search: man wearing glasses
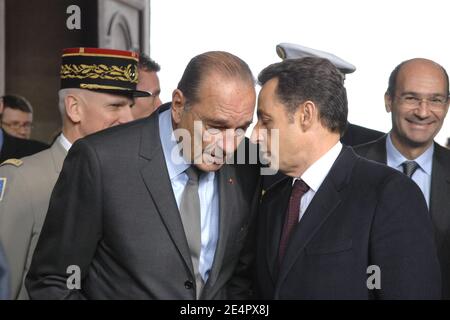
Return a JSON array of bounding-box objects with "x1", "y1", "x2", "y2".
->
[
  {"x1": 355, "y1": 58, "x2": 450, "y2": 299},
  {"x1": 0, "y1": 96, "x2": 48, "y2": 163},
  {"x1": 1, "y1": 95, "x2": 34, "y2": 139}
]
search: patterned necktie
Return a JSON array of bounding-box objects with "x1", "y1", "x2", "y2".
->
[
  {"x1": 278, "y1": 179, "x2": 310, "y2": 264},
  {"x1": 179, "y1": 166, "x2": 203, "y2": 299},
  {"x1": 402, "y1": 160, "x2": 419, "y2": 178}
]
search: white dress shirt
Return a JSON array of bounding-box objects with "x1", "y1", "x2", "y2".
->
[{"x1": 294, "y1": 142, "x2": 343, "y2": 221}]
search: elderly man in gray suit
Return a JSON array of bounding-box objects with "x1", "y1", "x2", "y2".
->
[
  {"x1": 26, "y1": 51, "x2": 260, "y2": 300},
  {"x1": 354, "y1": 58, "x2": 450, "y2": 299},
  {"x1": 0, "y1": 47, "x2": 148, "y2": 299}
]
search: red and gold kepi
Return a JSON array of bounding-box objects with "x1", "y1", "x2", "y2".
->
[{"x1": 60, "y1": 47, "x2": 150, "y2": 97}]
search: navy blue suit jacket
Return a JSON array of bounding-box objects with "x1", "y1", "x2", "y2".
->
[{"x1": 256, "y1": 147, "x2": 441, "y2": 299}]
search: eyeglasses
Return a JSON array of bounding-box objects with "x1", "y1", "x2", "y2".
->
[
  {"x1": 396, "y1": 94, "x2": 449, "y2": 109},
  {"x1": 1, "y1": 121, "x2": 33, "y2": 130}
]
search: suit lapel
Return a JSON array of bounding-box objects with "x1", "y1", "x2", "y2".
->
[
  {"x1": 430, "y1": 144, "x2": 450, "y2": 230},
  {"x1": 139, "y1": 112, "x2": 194, "y2": 276},
  {"x1": 277, "y1": 147, "x2": 356, "y2": 285}
]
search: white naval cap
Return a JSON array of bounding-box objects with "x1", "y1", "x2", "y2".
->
[{"x1": 276, "y1": 42, "x2": 356, "y2": 74}]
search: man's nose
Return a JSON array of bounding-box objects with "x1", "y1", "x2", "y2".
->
[{"x1": 414, "y1": 101, "x2": 431, "y2": 119}]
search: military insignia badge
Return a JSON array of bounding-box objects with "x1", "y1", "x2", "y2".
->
[
  {"x1": 1, "y1": 158, "x2": 23, "y2": 167},
  {"x1": 0, "y1": 177, "x2": 6, "y2": 202}
]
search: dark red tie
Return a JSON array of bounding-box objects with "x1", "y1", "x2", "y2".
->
[{"x1": 278, "y1": 179, "x2": 310, "y2": 264}]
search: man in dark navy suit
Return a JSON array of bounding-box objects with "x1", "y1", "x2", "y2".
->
[{"x1": 251, "y1": 57, "x2": 441, "y2": 299}]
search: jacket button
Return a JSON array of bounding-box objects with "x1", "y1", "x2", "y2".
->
[{"x1": 184, "y1": 280, "x2": 194, "y2": 290}]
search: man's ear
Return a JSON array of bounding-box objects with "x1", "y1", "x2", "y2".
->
[
  {"x1": 385, "y1": 94, "x2": 393, "y2": 113},
  {"x1": 298, "y1": 100, "x2": 316, "y2": 131},
  {"x1": 171, "y1": 89, "x2": 186, "y2": 124},
  {"x1": 0, "y1": 97, "x2": 4, "y2": 115},
  {"x1": 65, "y1": 93, "x2": 82, "y2": 123}
]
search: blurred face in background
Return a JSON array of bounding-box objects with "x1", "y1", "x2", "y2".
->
[
  {"x1": 1, "y1": 106, "x2": 33, "y2": 139},
  {"x1": 131, "y1": 70, "x2": 162, "y2": 119}
]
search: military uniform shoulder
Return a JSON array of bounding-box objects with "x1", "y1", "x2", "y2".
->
[
  {"x1": 0, "y1": 147, "x2": 53, "y2": 172},
  {"x1": 0, "y1": 158, "x2": 23, "y2": 167}
]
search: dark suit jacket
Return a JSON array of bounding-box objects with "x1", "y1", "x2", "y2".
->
[
  {"x1": 25, "y1": 109, "x2": 261, "y2": 300},
  {"x1": 0, "y1": 244, "x2": 9, "y2": 300},
  {"x1": 256, "y1": 146, "x2": 441, "y2": 299},
  {"x1": 262, "y1": 123, "x2": 384, "y2": 190},
  {"x1": 0, "y1": 129, "x2": 49, "y2": 163},
  {"x1": 354, "y1": 135, "x2": 450, "y2": 299}
]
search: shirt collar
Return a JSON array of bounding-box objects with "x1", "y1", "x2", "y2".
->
[
  {"x1": 296, "y1": 141, "x2": 343, "y2": 192},
  {"x1": 386, "y1": 133, "x2": 433, "y2": 175},
  {"x1": 58, "y1": 133, "x2": 72, "y2": 152},
  {"x1": 159, "y1": 108, "x2": 190, "y2": 180}
]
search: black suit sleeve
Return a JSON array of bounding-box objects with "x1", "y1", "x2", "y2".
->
[
  {"x1": 371, "y1": 173, "x2": 441, "y2": 299},
  {"x1": 26, "y1": 139, "x2": 103, "y2": 300}
]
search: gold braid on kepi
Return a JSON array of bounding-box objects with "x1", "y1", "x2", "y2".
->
[{"x1": 60, "y1": 47, "x2": 150, "y2": 98}]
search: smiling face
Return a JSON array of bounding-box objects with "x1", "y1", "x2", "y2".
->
[
  {"x1": 386, "y1": 59, "x2": 449, "y2": 152},
  {"x1": 172, "y1": 72, "x2": 256, "y2": 172}
]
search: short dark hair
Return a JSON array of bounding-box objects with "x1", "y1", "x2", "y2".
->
[
  {"x1": 177, "y1": 51, "x2": 255, "y2": 107},
  {"x1": 2, "y1": 94, "x2": 33, "y2": 113},
  {"x1": 386, "y1": 58, "x2": 450, "y2": 97},
  {"x1": 138, "y1": 52, "x2": 160, "y2": 72},
  {"x1": 258, "y1": 57, "x2": 348, "y2": 135}
]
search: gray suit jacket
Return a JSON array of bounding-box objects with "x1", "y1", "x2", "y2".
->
[
  {"x1": 0, "y1": 141, "x2": 67, "y2": 299},
  {"x1": 26, "y1": 110, "x2": 261, "y2": 299},
  {"x1": 354, "y1": 135, "x2": 450, "y2": 299}
]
